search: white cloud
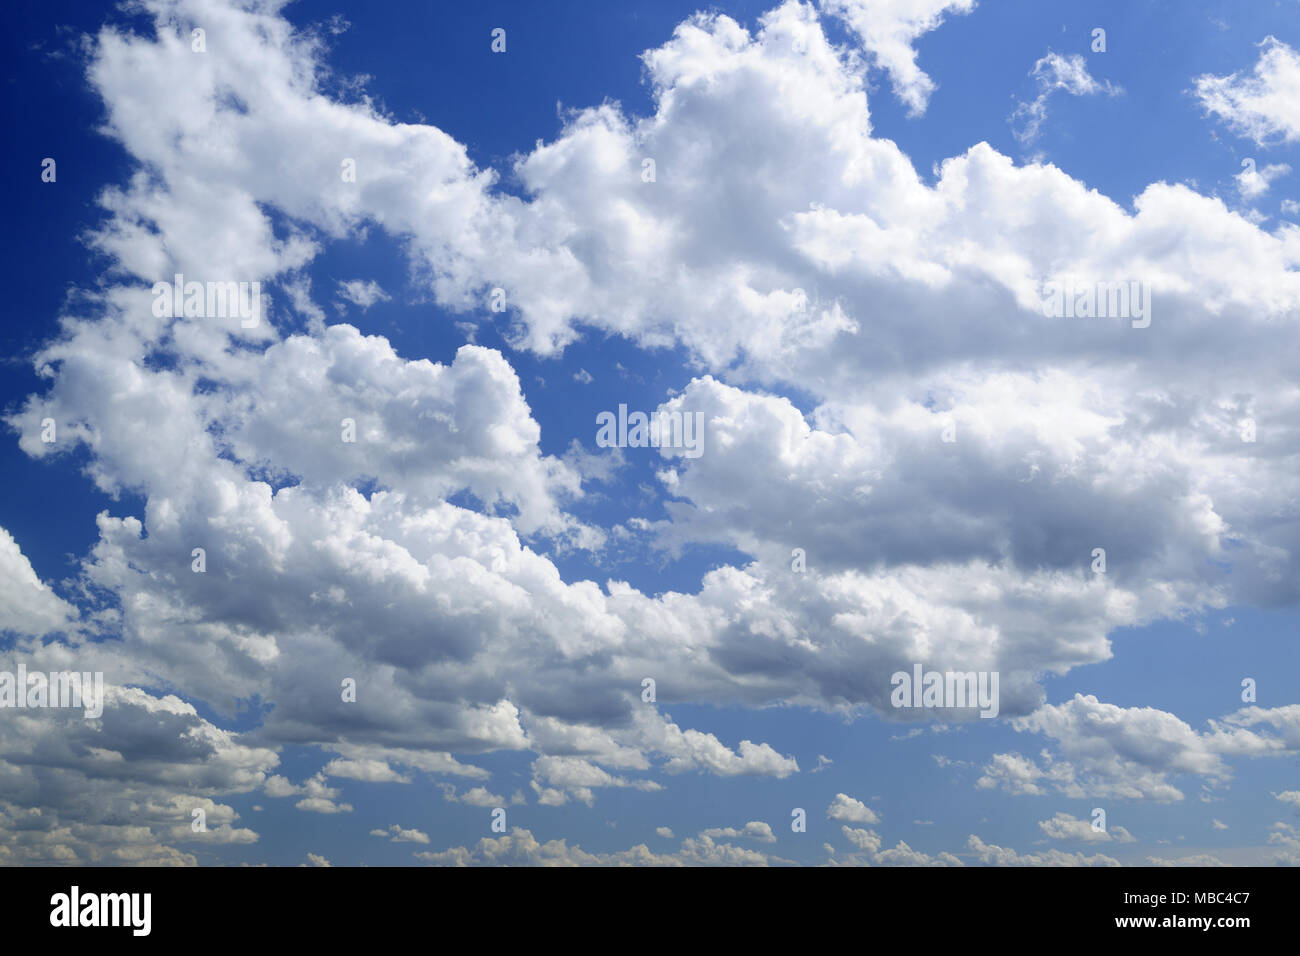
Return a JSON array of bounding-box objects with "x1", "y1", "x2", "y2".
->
[
  {"x1": 7, "y1": 0, "x2": 1300, "y2": 865},
  {"x1": 821, "y1": 0, "x2": 976, "y2": 115},
  {"x1": 1236, "y1": 161, "x2": 1290, "y2": 200},
  {"x1": 0, "y1": 678, "x2": 274, "y2": 865},
  {"x1": 322, "y1": 759, "x2": 411, "y2": 784},
  {"x1": 0, "y1": 527, "x2": 77, "y2": 636},
  {"x1": 440, "y1": 785, "x2": 506, "y2": 808},
  {"x1": 371, "y1": 824, "x2": 430, "y2": 844},
  {"x1": 414, "y1": 827, "x2": 786, "y2": 866},
  {"x1": 529, "y1": 756, "x2": 662, "y2": 807},
  {"x1": 336, "y1": 279, "x2": 391, "y2": 311},
  {"x1": 829, "y1": 825, "x2": 962, "y2": 866},
  {"x1": 1275, "y1": 791, "x2": 1300, "y2": 811},
  {"x1": 980, "y1": 697, "x2": 1300, "y2": 802},
  {"x1": 1195, "y1": 37, "x2": 1300, "y2": 145},
  {"x1": 967, "y1": 835, "x2": 1119, "y2": 867},
  {"x1": 701, "y1": 821, "x2": 777, "y2": 843},
  {"x1": 295, "y1": 797, "x2": 354, "y2": 814},
  {"x1": 1270, "y1": 822, "x2": 1300, "y2": 864},
  {"x1": 1011, "y1": 52, "x2": 1121, "y2": 143},
  {"x1": 1038, "y1": 812, "x2": 1135, "y2": 843},
  {"x1": 827, "y1": 792, "x2": 880, "y2": 824}
]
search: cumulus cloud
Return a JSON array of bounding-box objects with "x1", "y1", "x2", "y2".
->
[
  {"x1": 1236, "y1": 161, "x2": 1290, "y2": 200},
  {"x1": 370, "y1": 824, "x2": 430, "y2": 844},
  {"x1": 827, "y1": 793, "x2": 880, "y2": 824},
  {"x1": 828, "y1": 825, "x2": 962, "y2": 866},
  {"x1": 967, "y1": 835, "x2": 1119, "y2": 867},
  {"x1": 701, "y1": 821, "x2": 777, "y2": 843},
  {"x1": 6, "y1": 0, "x2": 1300, "y2": 865},
  {"x1": 0, "y1": 678, "x2": 273, "y2": 865},
  {"x1": 441, "y1": 785, "x2": 507, "y2": 808},
  {"x1": 1270, "y1": 822, "x2": 1300, "y2": 864},
  {"x1": 414, "y1": 827, "x2": 788, "y2": 866},
  {"x1": 1038, "y1": 812, "x2": 1135, "y2": 844},
  {"x1": 1195, "y1": 37, "x2": 1300, "y2": 145},
  {"x1": 978, "y1": 697, "x2": 1300, "y2": 802},
  {"x1": 821, "y1": 0, "x2": 975, "y2": 115},
  {"x1": 0, "y1": 527, "x2": 78, "y2": 636}
]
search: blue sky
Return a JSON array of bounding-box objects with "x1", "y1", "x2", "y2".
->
[{"x1": 2, "y1": 0, "x2": 1300, "y2": 867}]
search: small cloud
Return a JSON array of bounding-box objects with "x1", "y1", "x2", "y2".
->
[
  {"x1": 1236, "y1": 161, "x2": 1290, "y2": 200},
  {"x1": 701, "y1": 821, "x2": 776, "y2": 843},
  {"x1": 1274, "y1": 791, "x2": 1300, "y2": 813},
  {"x1": 440, "y1": 784, "x2": 506, "y2": 808},
  {"x1": 573, "y1": 368, "x2": 594, "y2": 384},
  {"x1": 295, "y1": 797, "x2": 353, "y2": 814},
  {"x1": 370, "y1": 824, "x2": 430, "y2": 844},
  {"x1": 1038, "y1": 812, "x2": 1135, "y2": 844},
  {"x1": 335, "y1": 279, "x2": 391, "y2": 311},
  {"x1": 1011, "y1": 51, "x2": 1121, "y2": 143},
  {"x1": 827, "y1": 793, "x2": 880, "y2": 825}
]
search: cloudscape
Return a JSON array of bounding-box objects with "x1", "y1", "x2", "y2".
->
[{"x1": 3, "y1": 0, "x2": 1300, "y2": 868}]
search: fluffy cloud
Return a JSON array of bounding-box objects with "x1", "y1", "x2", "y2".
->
[
  {"x1": 1195, "y1": 37, "x2": 1300, "y2": 145},
  {"x1": 820, "y1": 0, "x2": 975, "y2": 115},
  {"x1": 967, "y1": 835, "x2": 1119, "y2": 867},
  {"x1": 0, "y1": 528, "x2": 77, "y2": 637},
  {"x1": 336, "y1": 279, "x2": 391, "y2": 311},
  {"x1": 828, "y1": 825, "x2": 962, "y2": 866},
  {"x1": 1270, "y1": 822, "x2": 1300, "y2": 864},
  {"x1": 414, "y1": 827, "x2": 788, "y2": 866},
  {"x1": 1038, "y1": 812, "x2": 1135, "y2": 844},
  {"x1": 827, "y1": 793, "x2": 880, "y2": 824},
  {"x1": 979, "y1": 697, "x2": 1300, "y2": 801},
  {"x1": 5, "y1": 0, "x2": 1300, "y2": 865},
  {"x1": 1236, "y1": 161, "x2": 1291, "y2": 200},
  {"x1": 369, "y1": 824, "x2": 430, "y2": 844},
  {"x1": 0, "y1": 674, "x2": 272, "y2": 864},
  {"x1": 701, "y1": 821, "x2": 777, "y2": 843}
]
